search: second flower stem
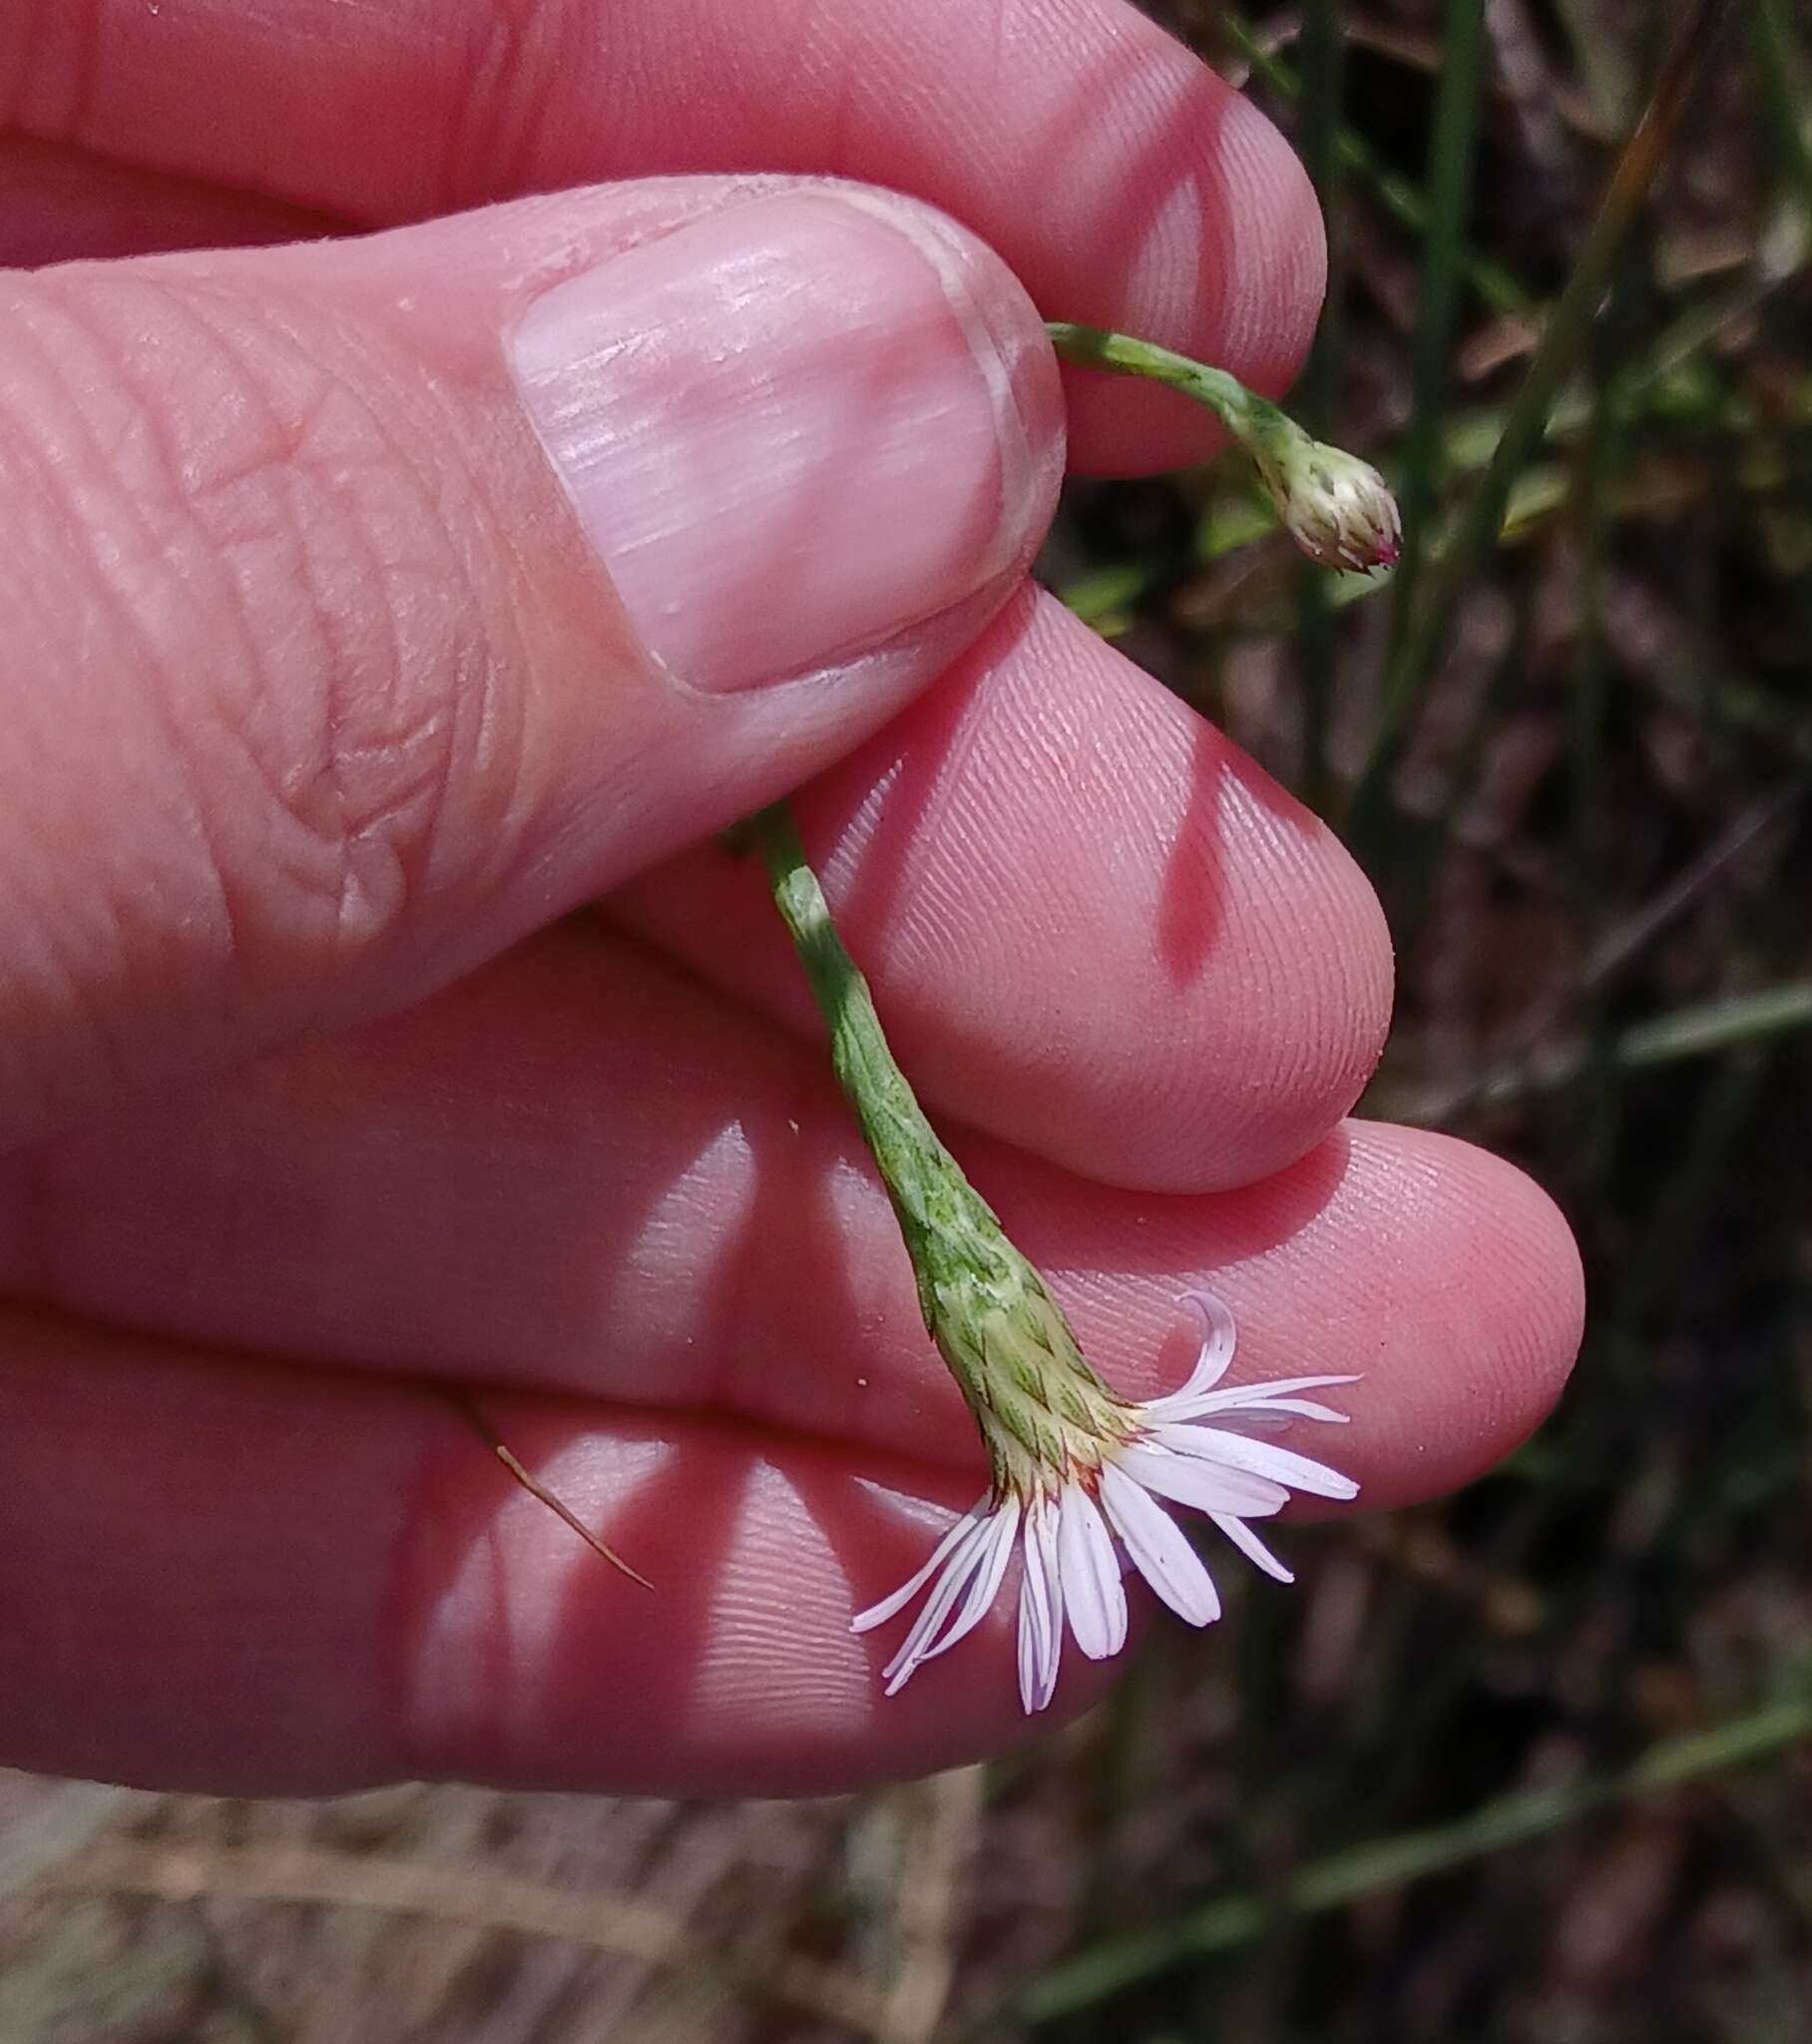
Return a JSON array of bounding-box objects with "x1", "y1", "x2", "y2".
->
[{"x1": 750, "y1": 801, "x2": 996, "y2": 1283}]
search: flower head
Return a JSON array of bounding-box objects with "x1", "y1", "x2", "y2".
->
[
  {"x1": 853, "y1": 1288, "x2": 1358, "y2": 1712},
  {"x1": 1256, "y1": 435, "x2": 1402, "y2": 575},
  {"x1": 750, "y1": 804, "x2": 1360, "y2": 1717}
]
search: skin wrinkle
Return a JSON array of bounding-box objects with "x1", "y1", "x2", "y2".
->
[
  {"x1": 278, "y1": 422, "x2": 412, "y2": 981},
  {"x1": 335, "y1": 327, "x2": 567, "y2": 931},
  {"x1": 0, "y1": 355, "x2": 148, "y2": 1100},
  {"x1": 146, "y1": 296, "x2": 378, "y2": 990},
  {"x1": 438, "y1": 0, "x2": 531, "y2": 214},
  {"x1": 0, "y1": 280, "x2": 260, "y2": 1084},
  {"x1": 100, "y1": 288, "x2": 392, "y2": 999},
  {"x1": 433, "y1": 385, "x2": 595, "y2": 935},
  {"x1": 16, "y1": 270, "x2": 338, "y2": 970},
  {"x1": 287, "y1": 399, "x2": 474, "y2": 954},
  {"x1": 249, "y1": 294, "x2": 528, "y2": 922},
  {"x1": 6, "y1": 227, "x2": 690, "y2": 1135}
]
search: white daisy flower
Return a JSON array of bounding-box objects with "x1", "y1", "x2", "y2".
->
[{"x1": 853, "y1": 1289, "x2": 1358, "y2": 1712}]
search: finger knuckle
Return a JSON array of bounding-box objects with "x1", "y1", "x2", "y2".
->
[{"x1": 0, "y1": 266, "x2": 524, "y2": 1007}]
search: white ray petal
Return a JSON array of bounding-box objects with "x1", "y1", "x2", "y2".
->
[
  {"x1": 1159, "y1": 1374, "x2": 1360, "y2": 1421},
  {"x1": 1210, "y1": 1511, "x2": 1293, "y2": 1583},
  {"x1": 882, "y1": 1515, "x2": 994, "y2": 1691},
  {"x1": 1228, "y1": 1398, "x2": 1352, "y2": 1424},
  {"x1": 918, "y1": 1493, "x2": 1023, "y2": 1667},
  {"x1": 1018, "y1": 1501, "x2": 1056, "y2": 1707},
  {"x1": 851, "y1": 1495, "x2": 991, "y2": 1634},
  {"x1": 1203, "y1": 1410, "x2": 1293, "y2": 1433},
  {"x1": 1156, "y1": 1427, "x2": 1360, "y2": 1502},
  {"x1": 1029, "y1": 1497, "x2": 1066, "y2": 1709},
  {"x1": 1016, "y1": 1499, "x2": 1062, "y2": 1713},
  {"x1": 1016, "y1": 1576, "x2": 1045, "y2": 1718},
  {"x1": 1016, "y1": 1603, "x2": 1040, "y2": 1715},
  {"x1": 1141, "y1": 1289, "x2": 1239, "y2": 1414},
  {"x1": 1055, "y1": 1484, "x2": 1129, "y2": 1660},
  {"x1": 1099, "y1": 1462, "x2": 1220, "y2": 1626},
  {"x1": 1119, "y1": 1440, "x2": 1290, "y2": 1517}
]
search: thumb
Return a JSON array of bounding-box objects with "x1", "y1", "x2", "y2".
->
[{"x1": 0, "y1": 179, "x2": 1061, "y2": 1144}]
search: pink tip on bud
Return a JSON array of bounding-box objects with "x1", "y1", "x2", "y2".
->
[{"x1": 1268, "y1": 439, "x2": 1402, "y2": 576}]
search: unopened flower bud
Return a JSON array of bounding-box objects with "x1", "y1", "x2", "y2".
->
[
  {"x1": 1256, "y1": 435, "x2": 1403, "y2": 575},
  {"x1": 1042, "y1": 322, "x2": 1402, "y2": 578}
]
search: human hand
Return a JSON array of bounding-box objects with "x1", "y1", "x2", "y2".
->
[{"x1": 0, "y1": 0, "x2": 1582, "y2": 1797}]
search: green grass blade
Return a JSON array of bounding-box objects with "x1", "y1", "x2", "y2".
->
[
  {"x1": 1219, "y1": 8, "x2": 1532, "y2": 316},
  {"x1": 1292, "y1": 0, "x2": 1346, "y2": 808},
  {"x1": 1373, "y1": 0, "x2": 1490, "y2": 812},
  {"x1": 1751, "y1": 0, "x2": 1812, "y2": 216},
  {"x1": 1343, "y1": 0, "x2": 1744, "y2": 861},
  {"x1": 1619, "y1": 981, "x2": 1812, "y2": 1066},
  {"x1": 1009, "y1": 1685, "x2": 1812, "y2": 2022}
]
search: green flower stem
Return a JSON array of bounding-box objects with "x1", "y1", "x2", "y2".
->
[
  {"x1": 1048, "y1": 322, "x2": 1400, "y2": 575},
  {"x1": 750, "y1": 800, "x2": 1127, "y2": 1494},
  {"x1": 1046, "y1": 319, "x2": 1295, "y2": 456},
  {"x1": 751, "y1": 800, "x2": 979, "y2": 1268}
]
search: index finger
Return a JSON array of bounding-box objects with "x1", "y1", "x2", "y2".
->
[{"x1": 4, "y1": 0, "x2": 1324, "y2": 473}]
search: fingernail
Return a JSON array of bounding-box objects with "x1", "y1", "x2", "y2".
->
[{"x1": 507, "y1": 189, "x2": 1049, "y2": 693}]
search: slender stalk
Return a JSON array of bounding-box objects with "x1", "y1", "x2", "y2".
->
[
  {"x1": 750, "y1": 801, "x2": 964, "y2": 1270},
  {"x1": 447, "y1": 1393, "x2": 652, "y2": 1588},
  {"x1": 1046, "y1": 322, "x2": 1280, "y2": 421}
]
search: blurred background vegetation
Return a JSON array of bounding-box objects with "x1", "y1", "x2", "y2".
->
[{"x1": 3, "y1": 2, "x2": 1809, "y2": 2038}]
